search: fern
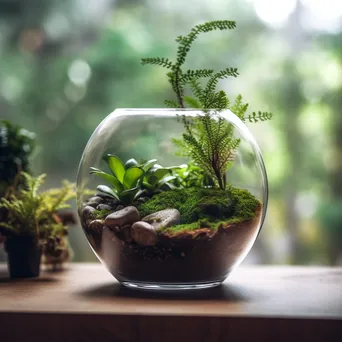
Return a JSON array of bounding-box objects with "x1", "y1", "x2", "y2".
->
[
  {"x1": 245, "y1": 111, "x2": 273, "y2": 123},
  {"x1": 141, "y1": 57, "x2": 173, "y2": 69},
  {"x1": 173, "y1": 113, "x2": 240, "y2": 190},
  {"x1": 180, "y1": 69, "x2": 214, "y2": 84},
  {"x1": 0, "y1": 172, "x2": 75, "y2": 239},
  {"x1": 142, "y1": 20, "x2": 236, "y2": 108},
  {"x1": 142, "y1": 20, "x2": 273, "y2": 190},
  {"x1": 164, "y1": 100, "x2": 180, "y2": 108},
  {"x1": 183, "y1": 96, "x2": 202, "y2": 108}
]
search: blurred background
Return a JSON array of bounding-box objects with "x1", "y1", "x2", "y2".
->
[{"x1": 0, "y1": 0, "x2": 341, "y2": 264}]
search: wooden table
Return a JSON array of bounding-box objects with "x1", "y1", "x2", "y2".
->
[{"x1": 0, "y1": 263, "x2": 341, "y2": 341}]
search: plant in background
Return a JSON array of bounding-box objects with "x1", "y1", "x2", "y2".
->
[
  {"x1": 0, "y1": 172, "x2": 75, "y2": 241},
  {"x1": 142, "y1": 20, "x2": 272, "y2": 190},
  {"x1": 0, "y1": 120, "x2": 36, "y2": 196},
  {"x1": 90, "y1": 155, "x2": 179, "y2": 203}
]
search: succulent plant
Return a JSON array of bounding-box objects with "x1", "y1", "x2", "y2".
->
[{"x1": 90, "y1": 155, "x2": 179, "y2": 204}]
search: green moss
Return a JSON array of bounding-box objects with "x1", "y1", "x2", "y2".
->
[
  {"x1": 137, "y1": 186, "x2": 260, "y2": 228},
  {"x1": 93, "y1": 209, "x2": 111, "y2": 219},
  {"x1": 163, "y1": 217, "x2": 251, "y2": 235}
]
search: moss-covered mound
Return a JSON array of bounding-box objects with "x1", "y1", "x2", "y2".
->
[{"x1": 137, "y1": 187, "x2": 260, "y2": 227}]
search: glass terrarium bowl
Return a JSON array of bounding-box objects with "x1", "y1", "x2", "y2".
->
[{"x1": 77, "y1": 108, "x2": 268, "y2": 290}]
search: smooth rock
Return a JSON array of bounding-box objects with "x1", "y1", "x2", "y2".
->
[
  {"x1": 96, "y1": 204, "x2": 114, "y2": 211},
  {"x1": 89, "y1": 196, "x2": 104, "y2": 203},
  {"x1": 142, "y1": 209, "x2": 180, "y2": 230},
  {"x1": 131, "y1": 221, "x2": 158, "y2": 246},
  {"x1": 88, "y1": 219, "x2": 104, "y2": 234},
  {"x1": 104, "y1": 206, "x2": 140, "y2": 229},
  {"x1": 116, "y1": 205, "x2": 124, "y2": 211},
  {"x1": 82, "y1": 206, "x2": 96, "y2": 224},
  {"x1": 122, "y1": 224, "x2": 133, "y2": 243},
  {"x1": 105, "y1": 224, "x2": 120, "y2": 233}
]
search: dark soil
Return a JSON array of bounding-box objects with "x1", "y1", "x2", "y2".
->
[{"x1": 98, "y1": 204, "x2": 262, "y2": 284}]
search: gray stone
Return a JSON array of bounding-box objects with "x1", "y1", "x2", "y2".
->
[
  {"x1": 104, "y1": 206, "x2": 140, "y2": 229},
  {"x1": 122, "y1": 224, "x2": 133, "y2": 243},
  {"x1": 90, "y1": 196, "x2": 105, "y2": 203},
  {"x1": 116, "y1": 205, "x2": 124, "y2": 211},
  {"x1": 88, "y1": 219, "x2": 104, "y2": 234},
  {"x1": 82, "y1": 206, "x2": 96, "y2": 224},
  {"x1": 131, "y1": 221, "x2": 158, "y2": 246},
  {"x1": 142, "y1": 209, "x2": 180, "y2": 231},
  {"x1": 96, "y1": 204, "x2": 114, "y2": 211}
]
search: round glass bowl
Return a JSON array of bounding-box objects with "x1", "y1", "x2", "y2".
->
[{"x1": 77, "y1": 108, "x2": 268, "y2": 290}]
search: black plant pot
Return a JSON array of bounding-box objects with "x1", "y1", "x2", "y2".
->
[{"x1": 5, "y1": 236, "x2": 42, "y2": 278}]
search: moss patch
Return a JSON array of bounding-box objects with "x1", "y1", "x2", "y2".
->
[
  {"x1": 137, "y1": 187, "x2": 260, "y2": 229},
  {"x1": 93, "y1": 209, "x2": 111, "y2": 219}
]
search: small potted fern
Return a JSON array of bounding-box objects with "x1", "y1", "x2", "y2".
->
[
  {"x1": 77, "y1": 20, "x2": 271, "y2": 289},
  {"x1": 0, "y1": 173, "x2": 75, "y2": 278}
]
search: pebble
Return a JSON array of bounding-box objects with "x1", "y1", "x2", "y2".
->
[
  {"x1": 88, "y1": 220, "x2": 104, "y2": 234},
  {"x1": 116, "y1": 205, "x2": 124, "y2": 211},
  {"x1": 122, "y1": 224, "x2": 133, "y2": 243},
  {"x1": 142, "y1": 209, "x2": 180, "y2": 230},
  {"x1": 82, "y1": 206, "x2": 96, "y2": 224},
  {"x1": 104, "y1": 206, "x2": 140, "y2": 229},
  {"x1": 131, "y1": 221, "x2": 158, "y2": 246},
  {"x1": 96, "y1": 204, "x2": 114, "y2": 211},
  {"x1": 86, "y1": 196, "x2": 104, "y2": 208}
]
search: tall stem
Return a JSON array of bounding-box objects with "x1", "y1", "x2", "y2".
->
[{"x1": 174, "y1": 68, "x2": 185, "y2": 108}]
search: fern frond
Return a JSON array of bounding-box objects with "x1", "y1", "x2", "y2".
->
[
  {"x1": 164, "y1": 100, "x2": 180, "y2": 108},
  {"x1": 203, "y1": 68, "x2": 239, "y2": 108},
  {"x1": 175, "y1": 21, "x2": 236, "y2": 67},
  {"x1": 205, "y1": 90, "x2": 230, "y2": 110},
  {"x1": 141, "y1": 57, "x2": 173, "y2": 69},
  {"x1": 0, "y1": 222, "x2": 16, "y2": 232},
  {"x1": 180, "y1": 69, "x2": 214, "y2": 84},
  {"x1": 244, "y1": 111, "x2": 273, "y2": 123},
  {"x1": 230, "y1": 94, "x2": 248, "y2": 120},
  {"x1": 189, "y1": 78, "x2": 204, "y2": 102},
  {"x1": 183, "y1": 96, "x2": 202, "y2": 108}
]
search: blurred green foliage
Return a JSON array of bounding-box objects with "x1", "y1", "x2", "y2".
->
[
  {"x1": 0, "y1": 120, "x2": 36, "y2": 196},
  {"x1": 0, "y1": 0, "x2": 341, "y2": 264}
]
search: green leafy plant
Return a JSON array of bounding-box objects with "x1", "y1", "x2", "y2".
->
[
  {"x1": 0, "y1": 172, "x2": 75, "y2": 243},
  {"x1": 173, "y1": 113, "x2": 240, "y2": 190},
  {"x1": 0, "y1": 120, "x2": 36, "y2": 196},
  {"x1": 142, "y1": 20, "x2": 273, "y2": 190},
  {"x1": 90, "y1": 155, "x2": 179, "y2": 203},
  {"x1": 172, "y1": 162, "x2": 215, "y2": 189},
  {"x1": 90, "y1": 154, "x2": 144, "y2": 204},
  {"x1": 128, "y1": 158, "x2": 178, "y2": 197}
]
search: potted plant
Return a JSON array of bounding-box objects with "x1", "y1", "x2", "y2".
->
[
  {"x1": 0, "y1": 120, "x2": 36, "y2": 197},
  {"x1": 0, "y1": 173, "x2": 75, "y2": 278},
  {"x1": 77, "y1": 20, "x2": 272, "y2": 289}
]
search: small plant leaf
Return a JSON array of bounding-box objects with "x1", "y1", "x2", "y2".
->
[
  {"x1": 152, "y1": 168, "x2": 171, "y2": 180},
  {"x1": 158, "y1": 175, "x2": 176, "y2": 186},
  {"x1": 124, "y1": 158, "x2": 139, "y2": 169},
  {"x1": 90, "y1": 168, "x2": 124, "y2": 192},
  {"x1": 142, "y1": 182, "x2": 154, "y2": 191},
  {"x1": 134, "y1": 188, "x2": 148, "y2": 200},
  {"x1": 103, "y1": 155, "x2": 125, "y2": 183},
  {"x1": 141, "y1": 159, "x2": 157, "y2": 172},
  {"x1": 145, "y1": 168, "x2": 171, "y2": 185},
  {"x1": 123, "y1": 167, "x2": 144, "y2": 189},
  {"x1": 120, "y1": 187, "x2": 140, "y2": 204},
  {"x1": 97, "y1": 185, "x2": 119, "y2": 201}
]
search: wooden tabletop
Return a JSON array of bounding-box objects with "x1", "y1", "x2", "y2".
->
[{"x1": 0, "y1": 263, "x2": 341, "y2": 341}]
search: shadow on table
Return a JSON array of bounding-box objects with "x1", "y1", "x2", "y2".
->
[
  {"x1": 78, "y1": 281, "x2": 251, "y2": 302},
  {"x1": 0, "y1": 267, "x2": 62, "y2": 284}
]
